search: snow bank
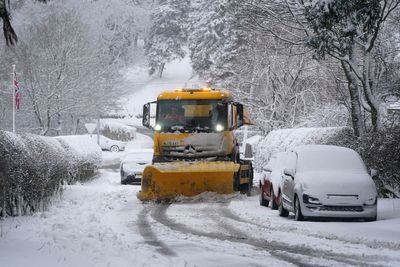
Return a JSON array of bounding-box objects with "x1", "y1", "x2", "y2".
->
[{"x1": 0, "y1": 131, "x2": 101, "y2": 217}]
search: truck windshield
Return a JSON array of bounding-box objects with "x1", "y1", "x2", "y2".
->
[{"x1": 156, "y1": 100, "x2": 227, "y2": 132}]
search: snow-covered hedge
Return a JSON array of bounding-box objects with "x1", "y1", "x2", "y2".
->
[
  {"x1": 0, "y1": 131, "x2": 101, "y2": 216},
  {"x1": 100, "y1": 120, "x2": 136, "y2": 141},
  {"x1": 254, "y1": 127, "x2": 350, "y2": 171}
]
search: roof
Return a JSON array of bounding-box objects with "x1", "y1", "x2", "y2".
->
[{"x1": 157, "y1": 88, "x2": 232, "y2": 100}]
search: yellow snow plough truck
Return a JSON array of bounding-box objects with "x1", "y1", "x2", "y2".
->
[{"x1": 137, "y1": 87, "x2": 253, "y2": 201}]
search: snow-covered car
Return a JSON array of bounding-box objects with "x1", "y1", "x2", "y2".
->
[
  {"x1": 120, "y1": 149, "x2": 153, "y2": 185},
  {"x1": 88, "y1": 135, "x2": 126, "y2": 152},
  {"x1": 279, "y1": 145, "x2": 378, "y2": 222},
  {"x1": 259, "y1": 152, "x2": 287, "y2": 209}
]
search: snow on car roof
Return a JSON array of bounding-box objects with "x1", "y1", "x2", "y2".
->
[
  {"x1": 293, "y1": 145, "x2": 367, "y2": 172},
  {"x1": 121, "y1": 149, "x2": 153, "y2": 163}
]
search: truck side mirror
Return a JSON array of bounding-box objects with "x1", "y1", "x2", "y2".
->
[
  {"x1": 244, "y1": 143, "x2": 253, "y2": 158},
  {"x1": 143, "y1": 103, "x2": 151, "y2": 128},
  {"x1": 236, "y1": 103, "x2": 244, "y2": 128}
]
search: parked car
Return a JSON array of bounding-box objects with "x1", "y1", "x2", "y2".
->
[
  {"x1": 259, "y1": 152, "x2": 287, "y2": 209},
  {"x1": 279, "y1": 145, "x2": 378, "y2": 222},
  {"x1": 88, "y1": 135, "x2": 126, "y2": 152},
  {"x1": 120, "y1": 149, "x2": 153, "y2": 185}
]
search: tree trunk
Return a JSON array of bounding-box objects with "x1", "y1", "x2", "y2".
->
[
  {"x1": 341, "y1": 60, "x2": 365, "y2": 137},
  {"x1": 158, "y1": 63, "x2": 165, "y2": 78},
  {"x1": 362, "y1": 52, "x2": 381, "y2": 132}
]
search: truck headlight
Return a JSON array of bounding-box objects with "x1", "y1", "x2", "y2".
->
[
  {"x1": 215, "y1": 124, "x2": 224, "y2": 132},
  {"x1": 154, "y1": 124, "x2": 162, "y2": 131},
  {"x1": 364, "y1": 196, "x2": 377, "y2": 206}
]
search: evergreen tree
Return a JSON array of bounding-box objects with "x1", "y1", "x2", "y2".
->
[
  {"x1": 188, "y1": 0, "x2": 247, "y2": 83},
  {"x1": 144, "y1": 0, "x2": 189, "y2": 77}
]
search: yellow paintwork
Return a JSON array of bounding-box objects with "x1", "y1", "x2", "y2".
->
[
  {"x1": 137, "y1": 161, "x2": 240, "y2": 201},
  {"x1": 158, "y1": 89, "x2": 231, "y2": 100}
]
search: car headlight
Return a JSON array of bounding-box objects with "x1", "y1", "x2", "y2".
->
[
  {"x1": 303, "y1": 193, "x2": 322, "y2": 205},
  {"x1": 364, "y1": 196, "x2": 377, "y2": 206}
]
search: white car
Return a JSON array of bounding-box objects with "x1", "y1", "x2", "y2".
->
[
  {"x1": 279, "y1": 145, "x2": 378, "y2": 221},
  {"x1": 88, "y1": 135, "x2": 126, "y2": 152},
  {"x1": 120, "y1": 149, "x2": 153, "y2": 185}
]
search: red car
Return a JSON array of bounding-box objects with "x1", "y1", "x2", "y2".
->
[{"x1": 259, "y1": 152, "x2": 287, "y2": 210}]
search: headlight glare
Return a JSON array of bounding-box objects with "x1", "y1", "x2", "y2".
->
[
  {"x1": 154, "y1": 124, "x2": 162, "y2": 131},
  {"x1": 215, "y1": 124, "x2": 224, "y2": 132}
]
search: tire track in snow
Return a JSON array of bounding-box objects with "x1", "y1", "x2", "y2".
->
[
  {"x1": 152, "y1": 203, "x2": 388, "y2": 267},
  {"x1": 137, "y1": 205, "x2": 177, "y2": 257},
  {"x1": 151, "y1": 203, "x2": 315, "y2": 267},
  {"x1": 219, "y1": 203, "x2": 400, "y2": 252},
  {"x1": 212, "y1": 203, "x2": 393, "y2": 267}
]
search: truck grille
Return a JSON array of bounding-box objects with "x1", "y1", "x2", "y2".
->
[
  {"x1": 162, "y1": 145, "x2": 224, "y2": 160},
  {"x1": 320, "y1": 206, "x2": 363, "y2": 212}
]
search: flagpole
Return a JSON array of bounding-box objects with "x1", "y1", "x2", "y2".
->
[{"x1": 12, "y1": 64, "x2": 16, "y2": 133}]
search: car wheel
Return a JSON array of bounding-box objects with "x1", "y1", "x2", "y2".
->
[
  {"x1": 270, "y1": 187, "x2": 278, "y2": 210},
  {"x1": 364, "y1": 216, "x2": 377, "y2": 222},
  {"x1": 294, "y1": 195, "x2": 304, "y2": 221},
  {"x1": 259, "y1": 185, "x2": 269, "y2": 207},
  {"x1": 110, "y1": 145, "x2": 119, "y2": 152},
  {"x1": 278, "y1": 192, "x2": 289, "y2": 217}
]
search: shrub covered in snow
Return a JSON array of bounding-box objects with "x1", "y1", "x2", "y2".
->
[
  {"x1": 56, "y1": 135, "x2": 102, "y2": 180},
  {"x1": 99, "y1": 120, "x2": 136, "y2": 141},
  {"x1": 0, "y1": 131, "x2": 101, "y2": 217},
  {"x1": 341, "y1": 130, "x2": 400, "y2": 198},
  {"x1": 254, "y1": 127, "x2": 350, "y2": 171}
]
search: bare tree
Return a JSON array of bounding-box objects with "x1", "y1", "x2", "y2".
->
[{"x1": 241, "y1": 0, "x2": 400, "y2": 136}]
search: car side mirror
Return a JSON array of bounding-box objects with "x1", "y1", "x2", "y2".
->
[
  {"x1": 370, "y1": 168, "x2": 378, "y2": 177},
  {"x1": 284, "y1": 168, "x2": 295, "y2": 179}
]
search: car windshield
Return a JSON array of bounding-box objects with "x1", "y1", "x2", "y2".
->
[
  {"x1": 297, "y1": 150, "x2": 367, "y2": 173},
  {"x1": 156, "y1": 100, "x2": 227, "y2": 132}
]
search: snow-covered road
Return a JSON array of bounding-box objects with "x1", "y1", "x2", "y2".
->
[{"x1": 1, "y1": 165, "x2": 400, "y2": 267}]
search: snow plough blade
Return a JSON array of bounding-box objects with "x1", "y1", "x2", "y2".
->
[{"x1": 137, "y1": 161, "x2": 240, "y2": 201}]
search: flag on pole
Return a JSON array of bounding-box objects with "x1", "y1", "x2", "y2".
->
[{"x1": 13, "y1": 72, "x2": 20, "y2": 110}]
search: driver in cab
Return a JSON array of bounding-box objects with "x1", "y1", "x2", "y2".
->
[{"x1": 164, "y1": 106, "x2": 185, "y2": 124}]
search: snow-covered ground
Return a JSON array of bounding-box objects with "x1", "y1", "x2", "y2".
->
[
  {"x1": 2, "y1": 126, "x2": 400, "y2": 266},
  {"x1": 1, "y1": 163, "x2": 400, "y2": 266}
]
